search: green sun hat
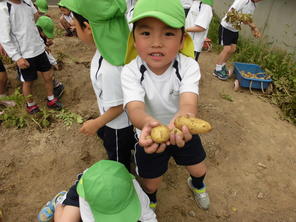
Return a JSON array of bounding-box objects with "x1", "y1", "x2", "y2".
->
[
  {"x1": 74, "y1": 0, "x2": 129, "y2": 66},
  {"x1": 77, "y1": 160, "x2": 141, "y2": 222},
  {"x1": 125, "y1": 0, "x2": 195, "y2": 64},
  {"x1": 36, "y1": 16, "x2": 55, "y2": 38},
  {"x1": 130, "y1": 0, "x2": 185, "y2": 28},
  {"x1": 36, "y1": 0, "x2": 48, "y2": 13},
  {"x1": 57, "y1": 0, "x2": 76, "y2": 11},
  {"x1": 201, "y1": 0, "x2": 214, "y2": 6}
]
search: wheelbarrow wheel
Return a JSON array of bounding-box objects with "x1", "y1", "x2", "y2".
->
[
  {"x1": 265, "y1": 83, "x2": 273, "y2": 95},
  {"x1": 234, "y1": 79, "x2": 240, "y2": 91}
]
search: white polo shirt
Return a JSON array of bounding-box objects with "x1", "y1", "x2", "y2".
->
[
  {"x1": 121, "y1": 54, "x2": 200, "y2": 135},
  {"x1": 185, "y1": 1, "x2": 213, "y2": 52},
  {"x1": 79, "y1": 179, "x2": 157, "y2": 222},
  {"x1": 221, "y1": 0, "x2": 256, "y2": 32},
  {"x1": 0, "y1": 0, "x2": 45, "y2": 61},
  {"x1": 90, "y1": 50, "x2": 131, "y2": 129}
]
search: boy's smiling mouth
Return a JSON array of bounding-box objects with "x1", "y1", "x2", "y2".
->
[{"x1": 149, "y1": 52, "x2": 164, "y2": 58}]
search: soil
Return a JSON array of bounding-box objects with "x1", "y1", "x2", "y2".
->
[{"x1": 1, "y1": 9, "x2": 296, "y2": 222}]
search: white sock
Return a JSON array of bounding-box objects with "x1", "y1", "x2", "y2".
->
[
  {"x1": 27, "y1": 102, "x2": 36, "y2": 107},
  {"x1": 48, "y1": 95, "x2": 54, "y2": 101},
  {"x1": 215, "y1": 64, "x2": 223, "y2": 71}
]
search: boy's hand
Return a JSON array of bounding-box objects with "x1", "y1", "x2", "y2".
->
[
  {"x1": 139, "y1": 121, "x2": 167, "y2": 154},
  {"x1": 16, "y1": 58, "x2": 30, "y2": 69},
  {"x1": 169, "y1": 125, "x2": 192, "y2": 148},
  {"x1": 80, "y1": 119, "x2": 101, "y2": 136},
  {"x1": 0, "y1": 44, "x2": 7, "y2": 56},
  {"x1": 252, "y1": 27, "x2": 261, "y2": 38}
]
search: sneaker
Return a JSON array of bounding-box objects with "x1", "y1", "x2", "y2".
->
[
  {"x1": 26, "y1": 104, "x2": 40, "y2": 114},
  {"x1": 0, "y1": 100, "x2": 16, "y2": 107},
  {"x1": 149, "y1": 202, "x2": 157, "y2": 212},
  {"x1": 187, "y1": 177, "x2": 210, "y2": 210},
  {"x1": 37, "y1": 191, "x2": 67, "y2": 222},
  {"x1": 47, "y1": 98, "x2": 63, "y2": 111},
  {"x1": 213, "y1": 69, "x2": 229, "y2": 81},
  {"x1": 53, "y1": 84, "x2": 64, "y2": 99}
]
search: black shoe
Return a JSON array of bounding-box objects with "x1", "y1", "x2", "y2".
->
[{"x1": 53, "y1": 84, "x2": 64, "y2": 99}]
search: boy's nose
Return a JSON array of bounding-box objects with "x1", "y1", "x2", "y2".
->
[{"x1": 151, "y1": 39, "x2": 162, "y2": 48}]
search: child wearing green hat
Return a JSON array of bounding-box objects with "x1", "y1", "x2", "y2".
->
[
  {"x1": 36, "y1": 15, "x2": 65, "y2": 98},
  {"x1": 37, "y1": 160, "x2": 157, "y2": 222},
  {"x1": 35, "y1": 0, "x2": 48, "y2": 16},
  {"x1": 185, "y1": 0, "x2": 213, "y2": 61},
  {"x1": 121, "y1": 0, "x2": 210, "y2": 211},
  {"x1": 54, "y1": 0, "x2": 136, "y2": 172},
  {"x1": 57, "y1": 1, "x2": 75, "y2": 37}
]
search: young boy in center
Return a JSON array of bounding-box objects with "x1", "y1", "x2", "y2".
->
[{"x1": 121, "y1": 0, "x2": 210, "y2": 210}]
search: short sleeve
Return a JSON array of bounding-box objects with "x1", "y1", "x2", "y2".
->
[
  {"x1": 121, "y1": 60, "x2": 146, "y2": 108},
  {"x1": 194, "y1": 4, "x2": 213, "y2": 30}
]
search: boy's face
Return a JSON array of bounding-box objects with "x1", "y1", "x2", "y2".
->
[
  {"x1": 72, "y1": 18, "x2": 93, "y2": 45},
  {"x1": 133, "y1": 17, "x2": 184, "y2": 74},
  {"x1": 59, "y1": 7, "x2": 71, "y2": 16}
]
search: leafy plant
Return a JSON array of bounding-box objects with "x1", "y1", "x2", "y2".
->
[{"x1": 0, "y1": 88, "x2": 84, "y2": 128}]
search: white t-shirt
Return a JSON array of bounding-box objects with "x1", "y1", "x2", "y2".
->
[
  {"x1": 90, "y1": 50, "x2": 131, "y2": 129},
  {"x1": 185, "y1": 1, "x2": 213, "y2": 52},
  {"x1": 45, "y1": 51, "x2": 57, "y2": 65},
  {"x1": 180, "y1": 0, "x2": 193, "y2": 9},
  {"x1": 121, "y1": 54, "x2": 200, "y2": 136},
  {"x1": 79, "y1": 179, "x2": 157, "y2": 222},
  {"x1": 0, "y1": 0, "x2": 45, "y2": 61},
  {"x1": 221, "y1": 0, "x2": 256, "y2": 32}
]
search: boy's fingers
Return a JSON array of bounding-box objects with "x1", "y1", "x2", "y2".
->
[
  {"x1": 156, "y1": 143, "x2": 166, "y2": 153},
  {"x1": 144, "y1": 143, "x2": 159, "y2": 154}
]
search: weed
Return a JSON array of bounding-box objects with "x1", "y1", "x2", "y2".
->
[
  {"x1": 0, "y1": 88, "x2": 84, "y2": 129},
  {"x1": 219, "y1": 93, "x2": 234, "y2": 102}
]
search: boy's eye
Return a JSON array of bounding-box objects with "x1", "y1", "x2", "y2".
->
[
  {"x1": 165, "y1": 32, "x2": 175, "y2": 36},
  {"x1": 140, "y1": 31, "x2": 150, "y2": 36}
]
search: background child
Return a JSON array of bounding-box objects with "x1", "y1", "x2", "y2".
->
[
  {"x1": 57, "y1": 0, "x2": 136, "y2": 172},
  {"x1": 0, "y1": 0, "x2": 63, "y2": 114},
  {"x1": 122, "y1": 0, "x2": 210, "y2": 211},
  {"x1": 185, "y1": 0, "x2": 213, "y2": 61},
  {"x1": 181, "y1": 0, "x2": 193, "y2": 17},
  {"x1": 36, "y1": 15, "x2": 65, "y2": 98},
  {"x1": 37, "y1": 160, "x2": 157, "y2": 222},
  {"x1": 213, "y1": 0, "x2": 262, "y2": 80},
  {"x1": 57, "y1": 1, "x2": 75, "y2": 37},
  {"x1": 35, "y1": 0, "x2": 48, "y2": 16}
]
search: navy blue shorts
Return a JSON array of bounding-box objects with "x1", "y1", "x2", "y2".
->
[
  {"x1": 135, "y1": 135, "x2": 206, "y2": 178},
  {"x1": 62, "y1": 173, "x2": 83, "y2": 208},
  {"x1": 219, "y1": 25, "x2": 239, "y2": 46},
  {"x1": 18, "y1": 51, "x2": 51, "y2": 82},
  {"x1": 0, "y1": 59, "x2": 5, "y2": 72},
  {"x1": 97, "y1": 125, "x2": 137, "y2": 172}
]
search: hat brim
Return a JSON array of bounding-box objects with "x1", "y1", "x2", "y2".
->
[
  {"x1": 78, "y1": 176, "x2": 141, "y2": 222},
  {"x1": 43, "y1": 30, "x2": 54, "y2": 39},
  {"x1": 130, "y1": 11, "x2": 183, "y2": 28},
  {"x1": 38, "y1": 8, "x2": 48, "y2": 13},
  {"x1": 125, "y1": 31, "x2": 195, "y2": 64}
]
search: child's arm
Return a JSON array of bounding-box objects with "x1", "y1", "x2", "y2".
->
[
  {"x1": 185, "y1": 26, "x2": 206, "y2": 33},
  {"x1": 248, "y1": 22, "x2": 261, "y2": 38},
  {"x1": 169, "y1": 92, "x2": 198, "y2": 147},
  {"x1": 79, "y1": 105, "x2": 123, "y2": 136},
  {"x1": 127, "y1": 101, "x2": 167, "y2": 154}
]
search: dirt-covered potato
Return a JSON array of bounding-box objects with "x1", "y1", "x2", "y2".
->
[
  {"x1": 150, "y1": 125, "x2": 170, "y2": 143},
  {"x1": 174, "y1": 116, "x2": 212, "y2": 134}
]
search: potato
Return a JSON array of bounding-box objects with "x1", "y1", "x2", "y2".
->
[
  {"x1": 150, "y1": 125, "x2": 170, "y2": 143},
  {"x1": 174, "y1": 116, "x2": 212, "y2": 134}
]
